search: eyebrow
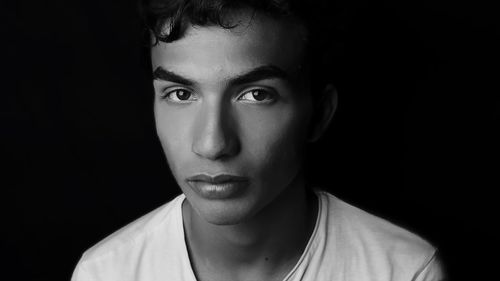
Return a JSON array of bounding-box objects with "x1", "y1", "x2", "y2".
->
[
  {"x1": 152, "y1": 65, "x2": 291, "y2": 86},
  {"x1": 153, "y1": 67, "x2": 195, "y2": 86}
]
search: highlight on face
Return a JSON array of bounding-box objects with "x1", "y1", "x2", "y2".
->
[{"x1": 151, "y1": 10, "x2": 320, "y2": 225}]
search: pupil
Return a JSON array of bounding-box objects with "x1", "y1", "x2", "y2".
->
[
  {"x1": 252, "y1": 91, "x2": 266, "y2": 101},
  {"x1": 177, "y1": 91, "x2": 189, "y2": 100}
]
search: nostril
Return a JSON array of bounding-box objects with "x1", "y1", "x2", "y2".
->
[
  {"x1": 192, "y1": 129, "x2": 239, "y2": 160},
  {"x1": 192, "y1": 103, "x2": 240, "y2": 160}
]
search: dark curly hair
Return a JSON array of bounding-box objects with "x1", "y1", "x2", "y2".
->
[{"x1": 139, "y1": 0, "x2": 344, "y2": 95}]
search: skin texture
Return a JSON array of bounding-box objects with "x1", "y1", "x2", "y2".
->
[{"x1": 151, "y1": 10, "x2": 337, "y2": 281}]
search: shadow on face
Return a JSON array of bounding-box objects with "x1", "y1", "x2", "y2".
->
[{"x1": 150, "y1": 9, "x2": 332, "y2": 225}]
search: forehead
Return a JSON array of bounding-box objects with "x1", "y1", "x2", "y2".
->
[{"x1": 150, "y1": 12, "x2": 308, "y2": 81}]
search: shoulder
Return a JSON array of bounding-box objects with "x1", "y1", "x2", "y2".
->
[
  {"x1": 316, "y1": 190, "x2": 444, "y2": 280},
  {"x1": 73, "y1": 194, "x2": 184, "y2": 272},
  {"x1": 320, "y1": 190, "x2": 434, "y2": 253}
]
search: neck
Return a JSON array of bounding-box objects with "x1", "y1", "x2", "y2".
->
[{"x1": 182, "y1": 173, "x2": 318, "y2": 280}]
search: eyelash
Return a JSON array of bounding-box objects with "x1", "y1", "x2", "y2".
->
[
  {"x1": 160, "y1": 89, "x2": 196, "y2": 102},
  {"x1": 159, "y1": 88, "x2": 277, "y2": 104},
  {"x1": 237, "y1": 88, "x2": 276, "y2": 103}
]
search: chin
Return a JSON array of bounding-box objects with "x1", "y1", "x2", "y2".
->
[{"x1": 191, "y1": 198, "x2": 259, "y2": 226}]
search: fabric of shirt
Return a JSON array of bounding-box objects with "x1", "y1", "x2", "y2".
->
[{"x1": 71, "y1": 190, "x2": 444, "y2": 281}]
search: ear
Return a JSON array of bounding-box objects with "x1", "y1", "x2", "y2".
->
[{"x1": 308, "y1": 84, "x2": 338, "y2": 142}]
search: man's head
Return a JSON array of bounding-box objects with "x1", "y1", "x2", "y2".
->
[{"x1": 141, "y1": 0, "x2": 338, "y2": 225}]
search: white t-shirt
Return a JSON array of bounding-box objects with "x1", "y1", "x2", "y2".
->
[{"x1": 72, "y1": 191, "x2": 444, "y2": 281}]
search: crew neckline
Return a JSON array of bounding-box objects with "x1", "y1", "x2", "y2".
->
[{"x1": 175, "y1": 191, "x2": 323, "y2": 281}]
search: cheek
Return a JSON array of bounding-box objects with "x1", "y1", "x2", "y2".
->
[
  {"x1": 239, "y1": 103, "x2": 311, "y2": 179},
  {"x1": 154, "y1": 103, "x2": 193, "y2": 172}
]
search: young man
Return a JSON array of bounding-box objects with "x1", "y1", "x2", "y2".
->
[{"x1": 72, "y1": 1, "x2": 444, "y2": 280}]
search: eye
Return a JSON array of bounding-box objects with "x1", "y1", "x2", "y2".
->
[
  {"x1": 161, "y1": 89, "x2": 196, "y2": 103},
  {"x1": 238, "y1": 89, "x2": 276, "y2": 103}
]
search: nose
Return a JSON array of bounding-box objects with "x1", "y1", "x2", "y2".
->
[{"x1": 192, "y1": 102, "x2": 240, "y2": 161}]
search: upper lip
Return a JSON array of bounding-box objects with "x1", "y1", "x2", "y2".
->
[{"x1": 186, "y1": 174, "x2": 249, "y2": 184}]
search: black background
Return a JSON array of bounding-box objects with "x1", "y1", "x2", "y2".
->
[{"x1": 4, "y1": 0, "x2": 498, "y2": 280}]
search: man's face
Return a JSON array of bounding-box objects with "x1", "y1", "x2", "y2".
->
[{"x1": 151, "y1": 12, "x2": 313, "y2": 225}]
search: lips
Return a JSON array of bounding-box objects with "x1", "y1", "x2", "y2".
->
[
  {"x1": 187, "y1": 174, "x2": 248, "y2": 184},
  {"x1": 186, "y1": 174, "x2": 249, "y2": 199}
]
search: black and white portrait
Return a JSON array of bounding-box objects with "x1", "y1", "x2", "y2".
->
[{"x1": 4, "y1": 1, "x2": 498, "y2": 280}]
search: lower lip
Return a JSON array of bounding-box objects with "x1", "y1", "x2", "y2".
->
[{"x1": 187, "y1": 181, "x2": 248, "y2": 200}]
